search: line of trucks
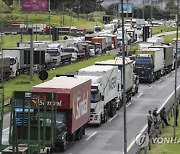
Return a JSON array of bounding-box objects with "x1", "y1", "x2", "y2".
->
[
  {"x1": 2, "y1": 57, "x2": 139, "y2": 153},
  {"x1": 133, "y1": 36, "x2": 180, "y2": 83},
  {"x1": 0, "y1": 28, "x2": 121, "y2": 80}
]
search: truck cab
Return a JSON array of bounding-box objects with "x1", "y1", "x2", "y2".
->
[
  {"x1": 76, "y1": 75, "x2": 104, "y2": 125},
  {"x1": 47, "y1": 43, "x2": 62, "y2": 66},
  {"x1": 135, "y1": 54, "x2": 154, "y2": 82},
  {"x1": 9, "y1": 56, "x2": 19, "y2": 77}
]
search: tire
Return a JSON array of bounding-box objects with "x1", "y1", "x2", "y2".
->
[{"x1": 61, "y1": 140, "x2": 67, "y2": 151}]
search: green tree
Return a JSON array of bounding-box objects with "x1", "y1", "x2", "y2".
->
[{"x1": 165, "y1": 1, "x2": 177, "y2": 14}]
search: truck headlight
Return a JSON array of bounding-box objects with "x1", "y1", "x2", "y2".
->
[{"x1": 94, "y1": 115, "x2": 98, "y2": 120}]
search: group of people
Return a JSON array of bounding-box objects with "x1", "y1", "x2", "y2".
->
[{"x1": 147, "y1": 106, "x2": 179, "y2": 135}]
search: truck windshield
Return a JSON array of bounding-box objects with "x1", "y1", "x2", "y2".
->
[
  {"x1": 135, "y1": 57, "x2": 152, "y2": 65},
  {"x1": 10, "y1": 58, "x2": 16, "y2": 65},
  {"x1": 47, "y1": 49, "x2": 60, "y2": 56},
  {"x1": 95, "y1": 44, "x2": 100, "y2": 48},
  {"x1": 89, "y1": 45, "x2": 94, "y2": 49},
  {"x1": 91, "y1": 86, "x2": 101, "y2": 103},
  {"x1": 63, "y1": 48, "x2": 76, "y2": 53}
]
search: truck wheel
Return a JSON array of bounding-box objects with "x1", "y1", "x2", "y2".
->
[
  {"x1": 61, "y1": 140, "x2": 67, "y2": 151},
  {"x1": 102, "y1": 112, "x2": 107, "y2": 123}
]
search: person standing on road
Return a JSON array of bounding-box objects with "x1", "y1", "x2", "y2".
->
[
  {"x1": 147, "y1": 110, "x2": 153, "y2": 134},
  {"x1": 175, "y1": 105, "x2": 179, "y2": 126},
  {"x1": 160, "y1": 107, "x2": 170, "y2": 126}
]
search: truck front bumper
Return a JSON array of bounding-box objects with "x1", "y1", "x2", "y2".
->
[{"x1": 88, "y1": 113, "x2": 101, "y2": 124}]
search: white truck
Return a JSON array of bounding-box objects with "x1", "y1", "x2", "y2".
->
[
  {"x1": 78, "y1": 65, "x2": 119, "y2": 124},
  {"x1": 47, "y1": 43, "x2": 72, "y2": 66},
  {"x1": 95, "y1": 57, "x2": 137, "y2": 102},
  {"x1": 2, "y1": 47, "x2": 31, "y2": 77}
]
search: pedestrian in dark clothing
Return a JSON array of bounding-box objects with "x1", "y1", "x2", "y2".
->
[
  {"x1": 160, "y1": 107, "x2": 170, "y2": 126},
  {"x1": 153, "y1": 108, "x2": 159, "y2": 127},
  {"x1": 175, "y1": 105, "x2": 179, "y2": 126},
  {"x1": 147, "y1": 110, "x2": 153, "y2": 134}
]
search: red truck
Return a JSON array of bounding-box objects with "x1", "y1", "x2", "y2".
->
[
  {"x1": 32, "y1": 76, "x2": 91, "y2": 151},
  {"x1": 111, "y1": 34, "x2": 118, "y2": 49},
  {"x1": 91, "y1": 37, "x2": 107, "y2": 53}
]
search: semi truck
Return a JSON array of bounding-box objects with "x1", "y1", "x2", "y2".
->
[
  {"x1": 2, "y1": 47, "x2": 31, "y2": 77},
  {"x1": 95, "y1": 57, "x2": 136, "y2": 102},
  {"x1": 47, "y1": 43, "x2": 72, "y2": 66},
  {"x1": 91, "y1": 37, "x2": 107, "y2": 53},
  {"x1": 32, "y1": 76, "x2": 91, "y2": 151},
  {"x1": 172, "y1": 38, "x2": 180, "y2": 68},
  {"x1": 148, "y1": 44, "x2": 174, "y2": 74},
  {"x1": 135, "y1": 48, "x2": 164, "y2": 83},
  {"x1": 0, "y1": 57, "x2": 10, "y2": 81},
  {"x1": 78, "y1": 65, "x2": 119, "y2": 124}
]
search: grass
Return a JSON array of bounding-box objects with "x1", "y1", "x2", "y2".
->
[
  {"x1": 152, "y1": 26, "x2": 177, "y2": 35},
  {"x1": 3, "y1": 54, "x2": 115, "y2": 100},
  {"x1": 2, "y1": 11, "x2": 105, "y2": 29},
  {"x1": 164, "y1": 34, "x2": 177, "y2": 44},
  {"x1": 146, "y1": 106, "x2": 180, "y2": 154},
  {"x1": 1, "y1": 34, "x2": 60, "y2": 48}
]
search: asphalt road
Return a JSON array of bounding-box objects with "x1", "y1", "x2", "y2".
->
[
  {"x1": 2, "y1": 68, "x2": 180, "y2": 154},
  {"x1": 2, "y1": 31, "x2": 180, "y2": 153},
  {"x1": 51, "y1": 68, "x2": 179, "y2": 154}
]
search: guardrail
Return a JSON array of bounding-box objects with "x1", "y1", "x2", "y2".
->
[{"x1": 136, "y1": 96, "x2": 180, "y2": 154}]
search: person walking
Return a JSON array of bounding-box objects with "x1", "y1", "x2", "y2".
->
[
  {"x1": 160, "y1": 107, "x2": 170, "y2": 126},
  {"x1": 147, "y1": 110, "x2": 153, "y2": 134}
]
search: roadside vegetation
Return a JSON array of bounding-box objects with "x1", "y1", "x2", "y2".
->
[
  {"x1": 146, "y1": 106, "x2": 180, "y2": 154},
  {"x1": 151, "y1": 26, "x2": 177, "y2": 35}
]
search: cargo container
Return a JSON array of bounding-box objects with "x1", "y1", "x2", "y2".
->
[
  {"x1": 78, "y1": 65, "x2": 118, "y2": 124},
  {"x1": 148, "y1": 44, "x2": 173, "y2": 74},
  {"x1": 0, "y1": 57, "x2": 10, "y2": 81},
  {"x1": 172, "y1": 38, "x2": 180, "y2": 68},
  {"x1": 95, "y1": 57, "x2": 136, "y2": 102},
  {"x1": 135, "y1": 48, "x2": 164, "y2": 82},
  {"x1": 32, "y1": 76, "x2": 91, "y2": 150},
  {"x1": 2, "y1": 47, "x2": 31, "y2": 77},
  {"x1": 91, "y1": 37, "x2": 107, "y2": 53}
]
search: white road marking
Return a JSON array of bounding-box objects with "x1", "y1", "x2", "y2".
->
[
  {"x1": 108, "y1": 115, "x2": 117, "y2": 122},
  {"x1": 148, "y1": 85, "x2": 152, "y2": 89},
  {"x1": 137, "y1": 93, "x2": 143, "y2": 98},
  {"x1": 165, "y1": 74, "x2": 170, "y2": 78},
  {"x1": 85, "y1": 132, "x2": 97, "y2": 141},
  {"x1": 157, "y1": 79, "x2": 162, "y2": 83},
  {"x1": 127, "y1": 84, "x2": 180, "y2": 153},
  {"x1": 3, "y1": 127, "x2": 9, "y2": 132},
  {"x1": 126, "y1": 102, "x2": 132, "y2": 108}
]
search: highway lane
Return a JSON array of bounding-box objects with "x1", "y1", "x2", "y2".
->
[
  {"x1": 52, "y1": 68, "x2": 180, "y2": 154},
  {"x1": 2, "y1": 66, "x2": 180, "y2": 154}
]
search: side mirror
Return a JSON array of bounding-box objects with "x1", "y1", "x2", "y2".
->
[{"x1": 101, "y1": 95, "x2": 104, "y2": 101}]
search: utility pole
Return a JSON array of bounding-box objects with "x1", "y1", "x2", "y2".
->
[
  {"x1": 121, "y1": 0, "x2": 127, "y2": 153},
  {"x1": 29, "y1": 27, "x2": 34, "y2": 81},
  {"x1": 150, "y1": 0, "x2": 153, "y2": 25},
  {"x1": 48, "y1": 0, "x2": 51, "y2": 39},
  {"x1": 173, "y1": 0, "x2": 179, "y2": 139},
  {"x1": 126, "y1": 0, "x2": 129, "y2": 18},
  {"x1": 0, "y1": 5, "x2": 4, "y2": 151},
  {"x1": 142, "y1": 0, "x2": 145, "y2": 19}
]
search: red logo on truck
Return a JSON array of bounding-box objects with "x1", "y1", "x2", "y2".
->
[{"x1": 73, "y1": 91, "x2": 89, "y2": 119}]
